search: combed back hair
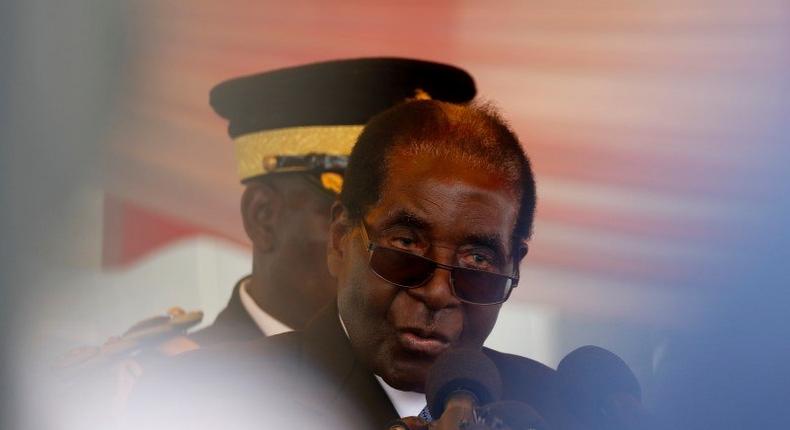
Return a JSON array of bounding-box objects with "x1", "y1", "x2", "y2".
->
[{"x1": 340, "y1": 99, "x2": 537, "y2": 241}]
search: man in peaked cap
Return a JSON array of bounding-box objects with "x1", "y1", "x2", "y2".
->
[
  {"x1": 187, "y1": 58, "x2": 477, "y2": 347},
  {"x1": 57, "y1": 59, "x2": 476, "y2": 362}
]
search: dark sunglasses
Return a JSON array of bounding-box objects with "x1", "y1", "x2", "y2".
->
[{"x1": 359, "y1": 223, "x2": 519, "y2": 305}]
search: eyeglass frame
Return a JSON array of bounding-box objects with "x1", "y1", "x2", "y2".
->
[{"x1": 358, "y1": 222, "x2": 520, "y2": 306}]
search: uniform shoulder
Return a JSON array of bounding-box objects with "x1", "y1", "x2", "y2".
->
[{"x1": 54, "y1": 307, "x2": 204, "y2": 379}]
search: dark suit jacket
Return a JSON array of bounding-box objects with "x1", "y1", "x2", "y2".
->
[{"x1": 130, "y1": 301, "x2": 584, "y2": 429}]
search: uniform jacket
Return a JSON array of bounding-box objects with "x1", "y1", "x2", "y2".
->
[{"x1": 186, "y1": 277, "x2": 262, "y2": 346}]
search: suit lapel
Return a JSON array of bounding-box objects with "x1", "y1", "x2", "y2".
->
[{"x1": 299, "y1": 303, "x2": 399, "y2": 428}]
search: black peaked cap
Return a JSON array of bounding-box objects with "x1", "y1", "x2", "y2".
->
[{"x1": 210, "y1": 57, "x2": 477, "y2": 138}]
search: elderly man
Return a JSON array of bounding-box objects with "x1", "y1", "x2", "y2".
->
[
  {"x1": 130, "y1": 99, "x2": 636, "y2": 430},
  {"x1": 328, "y1": 99, "x2": 536, "y2": 398}
]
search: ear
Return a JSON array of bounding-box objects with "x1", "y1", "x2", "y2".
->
[
  {"x1": 517, "y1": 242, "x2": 529, "y2": 262},
  {"x1": 327, "y1": 200, "x2": 352, "y2": 277},
  {"x1": 511, "y1": 241, "x2": 529, "y2": 276},
  {"x1": 241, "y1": 182, "x2": 282, "y2": 253}
]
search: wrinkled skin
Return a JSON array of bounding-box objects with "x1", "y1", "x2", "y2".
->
[{"x1": 329, "y1": 151, "x2": 523, "y2": 392}]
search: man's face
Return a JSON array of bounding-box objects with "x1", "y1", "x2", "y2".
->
[
  {"x1": 268, "y1": 176, "x2": 336, "y2": 320},
  {"x1": 332, "y1": 150, "x2": 522, "y2": 392}
]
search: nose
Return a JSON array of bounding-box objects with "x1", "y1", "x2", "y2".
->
[{"x1": 406, "y1": 252, "x2": 461, "y2": 311}]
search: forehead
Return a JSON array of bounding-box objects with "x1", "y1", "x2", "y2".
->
[{"x1": 368, "y1": 151, "x2": 520, "y2": 244}]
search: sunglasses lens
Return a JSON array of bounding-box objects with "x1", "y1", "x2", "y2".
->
[
  {"x1": 453, "y1": 269, "x2": 514, "y2": 305},
  {"x1": 367, "y1": 241, "x2": 515, "y2": 305},
  {"x1": 370, "y1": 247, "x2": 435, "y2": 287}
]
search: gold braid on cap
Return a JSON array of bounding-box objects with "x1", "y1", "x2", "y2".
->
[
  {"x1": 234, "y1": 89, "x2": 431, "y2": 181},
  {"x1": 234, "y1": 125, "x2": 364, "y2": 181}
]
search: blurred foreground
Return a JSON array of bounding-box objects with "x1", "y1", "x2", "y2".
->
[{"x1": 2, "y1": 1, "x2": 789, "y2": 428}]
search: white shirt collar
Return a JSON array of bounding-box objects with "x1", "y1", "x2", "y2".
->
[
  {"x1": 374, "y1": 375, "x2": 427, "y2": 418},
  {"x1": 238, "y1": 278, "x2": 292, "y2": 337},
  {"x1": 337, "y1": 311, "x2": 426, "y2": 418}
]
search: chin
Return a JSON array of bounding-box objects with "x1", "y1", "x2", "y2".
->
[
  {"x1": 382, "y1": 351, "x2": 434, "y2": 393},
  {"x1": 385, "y1": 369, "x2": 427, "y2": 393}
]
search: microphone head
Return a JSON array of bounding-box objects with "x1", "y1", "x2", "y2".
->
[
  {"x1": 425, "y1": 348, "x2": 502, "y2": 418},
  {"x1": 557, "y1": 345, "x2": 641, "y2": 429},
  {"x1": 476, "y1": 400, "x2": 549, "y2": 430}
]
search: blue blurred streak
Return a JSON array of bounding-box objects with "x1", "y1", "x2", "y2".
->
[{"x1": 650, "y1": 117, "x2": 790, "y2": 428}]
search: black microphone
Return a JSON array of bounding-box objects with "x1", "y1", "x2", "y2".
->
[
  {"x1": 425, "y1": 347, "x2": 503, "y2": 420},
  {"x1": 556, "y1": 345, "x2": 644, "y2": 430},
  {"x1": 424, "y1": 349, "x2": 550, "y2": 430}
]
